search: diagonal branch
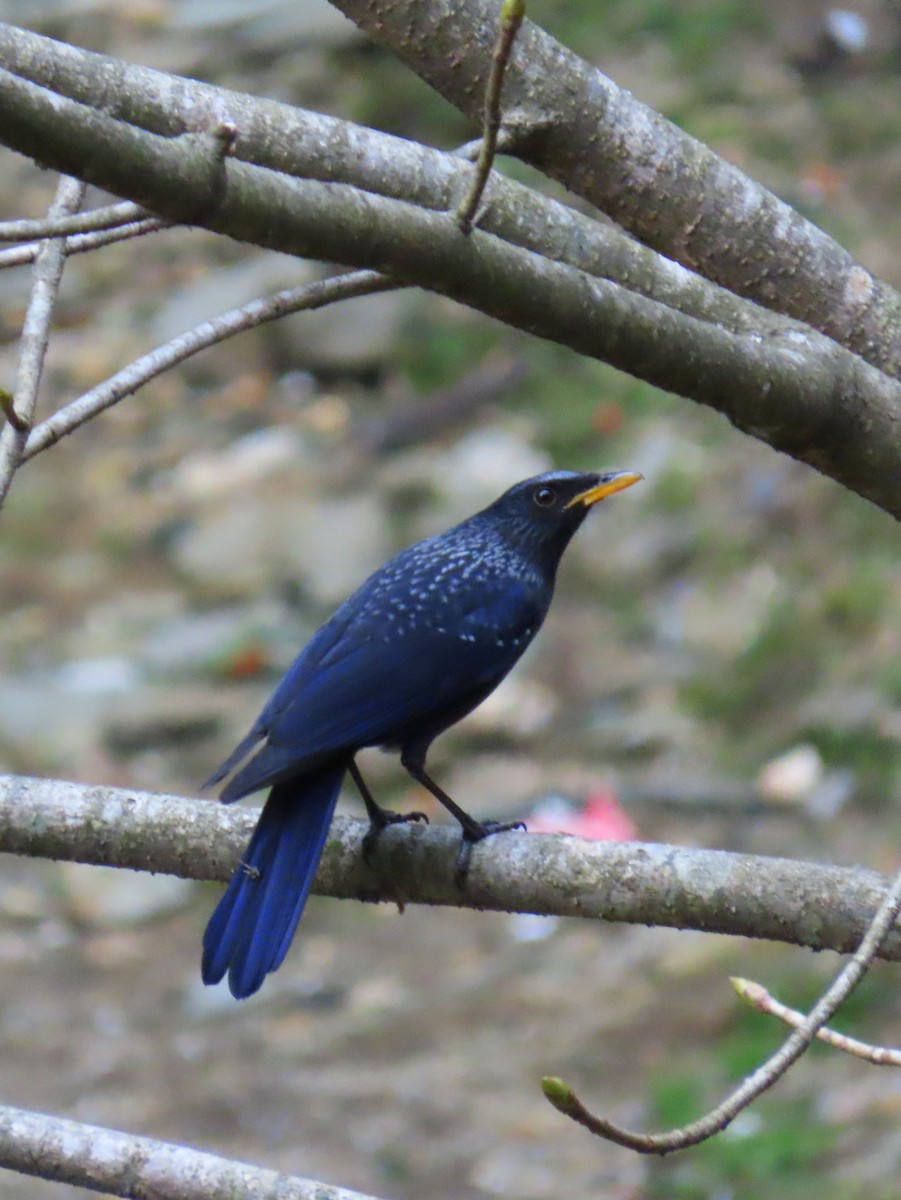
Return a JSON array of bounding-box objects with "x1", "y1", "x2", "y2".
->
[
  {"x1": 0, "y1": 56, "x2": 899, "y2": 516},
  {"x1": 542, "y1": 861, "x2": 901, "y2": 1153},
  {"x1": 0, "y1": 23, "x2": 808, "y2": 347},
  {"x1": 0, "y1": 1104, "x2": 385, "y2": 1200},
  {"x1": 330, "y1": 0, "x2": 901, "y2": 378},
  {"x1": 1, "y1": 774, "x2": 900, "y2": 962},
  {"x1": 21, "y1": 270, "x2": 396, "y2": 460}
]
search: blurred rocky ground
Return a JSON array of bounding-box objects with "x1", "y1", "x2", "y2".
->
[{"x1": 2, "y1": 1, "x2": 901, "y2": 1198}]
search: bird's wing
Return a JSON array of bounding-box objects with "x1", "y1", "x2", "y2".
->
[
  {"x1": 220, "y1": 581, "x2": 541, "y2": 800},
  {"x1": 203, "y1": 609, "x2": 353, "y2": 789},
  {"x1": 278, "y1": 580, "x2": 540, "y2": 746}
]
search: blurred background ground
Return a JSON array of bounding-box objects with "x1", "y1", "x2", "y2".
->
[{"x1": 2, "y1": 0, "x2": 901, "y2": 1196}]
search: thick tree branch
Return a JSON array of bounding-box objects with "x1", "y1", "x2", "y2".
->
[
  {"x1": 330, "y1": 0, "x2": 901, "y2": 378},
  {"x1": 0, "y1": 1105, "x2": 385, "y2": 1200},
  {"x1": 0, "y1": 22, "x2": 807, "y2": 346},
  {"x1": 0, "y1": 55, "x2": 899, "y2": 516},
  {"x1": 1, "y1": 774, "x2": 899, "y2": 961}
]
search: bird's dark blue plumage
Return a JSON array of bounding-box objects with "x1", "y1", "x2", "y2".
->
[{"x1": 202, "y1": 468, "x2": 640, "y2": 998}]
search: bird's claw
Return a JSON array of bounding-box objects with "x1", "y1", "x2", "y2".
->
[
  {"x1": 479, "y1": 818, "x2": 526, "y2": 836},
  {"x1": 362, "y1": 808, "x2": 429, "y2": 864},
  {"x1": 454, "y1": 818, "x2": 527, "y2": 887}
]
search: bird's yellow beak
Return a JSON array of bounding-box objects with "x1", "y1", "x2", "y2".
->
[{"x1": 564, "y1": 471, "x2": 643, "y2": 510}]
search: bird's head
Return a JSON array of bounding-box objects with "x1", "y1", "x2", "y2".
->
[{"x1": 485, "y1": 468, "x2": 642, "y2": 566}]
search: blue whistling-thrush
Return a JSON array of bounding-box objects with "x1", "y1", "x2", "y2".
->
[{"x1": 202, "y1": 468, "x2": 641, "y2": 997}]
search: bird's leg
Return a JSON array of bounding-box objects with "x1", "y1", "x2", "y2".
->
[
  {"x1": 348, "y1": 758, "x2": 428, "y2": 863},
  {"x1": 399, "y1": 754, "x2": 526, "y2": 885}
]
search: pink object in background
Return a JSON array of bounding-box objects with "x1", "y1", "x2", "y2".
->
[{"x1": 526, "y1": 786, "x2": 638, "y2": 841}]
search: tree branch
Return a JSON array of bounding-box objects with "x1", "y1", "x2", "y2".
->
[
  {"x1": 454, "y1": 0, "x2": 525, "y2": 234},
  {"x1": 21, "y1": 270, "x2": 396, "y2": 461},
  {"x1": 330, "y1": 0, "x2": 901, "y2": 378},
  {"x1": 0, "y1": 1104, "x2": 385, "y2": 1200},
  {"x1": 0, "y1": 216, "x2": 165, "y2": 270},
  {"x1": 542, "y1": 861, "x2": 901, "y2": 1152},
  {"x1": 1, "y1": 774, "x2": 899, "y2": 961},
  {"x1": 0, "y1": 175, "x2": 83, "y2": 509},
  {"x1": 732, "y1": 977, "x2": 901, "y2": 1065},
  {"x1": 0, "y1": 199, "x2": 147, "y2": 242},
  {"x1": 0, "y1": 49, "x2": 899, "y2": 516},
  {"x1": 0, "y1": 22, "x2": 807, "y2": 346}
]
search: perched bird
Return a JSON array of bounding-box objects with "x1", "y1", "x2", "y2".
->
[{"x1": 202, "y1": 468, "x2": 641, "y2": 998}]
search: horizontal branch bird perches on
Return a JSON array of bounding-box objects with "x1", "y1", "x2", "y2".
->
[{"x1": 1, "y1": 773, "x2": 897, "y2": 962}]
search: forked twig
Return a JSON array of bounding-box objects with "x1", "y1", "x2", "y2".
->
[
  {"x1": 455, "y1": 0, "x2": 525, "y2": 233},
  {"x1": 732, "y1": 976, "x2": 901, "y2": 1067},
  {"x1": 0, "y1": 175, "x2": 85, "y2": 509},
  {"x1": 542, "y1": 860, "x2": 901, "y2": 1154}
]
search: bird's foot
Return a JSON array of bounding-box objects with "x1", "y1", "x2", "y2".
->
[
  {"x1": 454, "y1": 818, "x2": 527, "y2": 887},
  {"x1": 362, "y1": 806, "x2": 429, "y2": 864}
]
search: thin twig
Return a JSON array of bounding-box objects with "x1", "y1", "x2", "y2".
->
[
  {"x1": 21, "y1": 269, "x2": 397, "y2": 461},
  {"x1": 0, "y1": 199, "x2": 147, "y2": 242},
  {"x1": 542, "y1": 860, "x2": 901, "y2": 1154},
  {"x1": 455, "y1": 0, "x2": 525, "y2": 233},
  {"x1": 0, "y1": 216, "x2": 166, "y2": 269},
  {"x1": 0, "y1": 175, "x2": 85, "y2": 510},
  {"x1": 732, "y1": 976, "x2": 901, "y2": 1066},
  {"x1": 0, "y1": 1104, "x2": 385, "y2": 1200}
]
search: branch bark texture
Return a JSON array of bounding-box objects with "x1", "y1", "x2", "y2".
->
[
  {"x1": 330, "y1": 0, "x2": 901, "y2": 378},
  {"x1": 1, "y1": 774, "x2": 899, "y2": 962},
  {"x1": 0, "y1": 23, "x2": 803, "y2": 343},
  {"x1": 0, "y1": 27, "x2": 900, "y2": 516},
  {"x1": 0, "y1": 1104, "x2": 384, "y2": 1200}
]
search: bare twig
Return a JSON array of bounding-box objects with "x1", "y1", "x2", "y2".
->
[
  {"x1": 0, "y1": 175, "x2": 84, "y2": 510},
  {"x1": 0, "y1": 216, "x2": 166, "y2": 269},
  {"x1": 0, "y1": 199, "x2": 147, "y2": 242},
  {"x1": 2, "y1": 774, "x2": 901, "y2": 962},
  {"x1": 732, "y1": 976, "x2": 901, "y2": 1067},
  {"x1": 455, "y1": 0, "x2": 525, "y2": 233},
  {"x1": 542, "y1": 861, "x2": 901, "y2": 1154},
  {"x1": 0, "y1": 1104, "x2": 385, "y2": 1200},
  {"x1": 21, "y1": 269, "x2": 397, "y2": 461}
]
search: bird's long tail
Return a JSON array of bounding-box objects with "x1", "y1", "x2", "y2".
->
[{"x1": 201, "y1": 764, "x2": 345, "y2": 999}]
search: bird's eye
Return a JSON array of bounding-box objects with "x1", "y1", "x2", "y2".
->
[{"x1": 533, "y1": 486, "x2": 556, "y2": 508}]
